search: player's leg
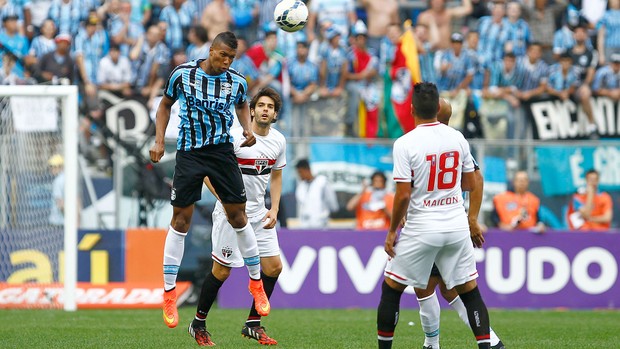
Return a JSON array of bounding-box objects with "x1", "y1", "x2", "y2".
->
[
  {"x1": 577, "y1": 85, "x2": 597, "y2": 137},
  {"x1": 189, "y1": 262, "x2": 232, "y2": 346},
  {"x1": 377, "y1": 277, "x2": 407, "y2": 349},
  {"x1": 436, "y1": 235, "x2": 490, "y2": 349},
  {"x1": 163, "y1": 150, "x2": 205, "y2": 328},
  {"x1": 242, "y1": 255, "x2": 281, "y2": 345},
  {"x1": 438, "y1": 281, "x2": 504, "y2": 349},
  {"x1": 414, "y1": 269, "x2": 442, "y2": 349}
]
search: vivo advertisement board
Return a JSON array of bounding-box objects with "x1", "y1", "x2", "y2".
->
[{"x1": 218, "y1": 230, "x2": 619, "y2": 309}]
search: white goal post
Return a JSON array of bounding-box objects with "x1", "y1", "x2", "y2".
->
[{"x1": 0, "y1": 85, "x2": 78, "y2": 311}]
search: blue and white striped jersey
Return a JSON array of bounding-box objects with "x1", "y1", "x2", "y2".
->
[
  {"x1": 592, "y1": 65, "x2": 620, "y2": 92},
  {"x1": 164, "y1": 60, "x2": 248, "y2": 151},
  {"x1": 598, "y1": 9, "x2": 620, "y2": 49}
]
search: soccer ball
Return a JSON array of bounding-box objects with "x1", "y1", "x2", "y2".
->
[{"x1": 274, "y1": 0, "x2": 308, "y2": 33}]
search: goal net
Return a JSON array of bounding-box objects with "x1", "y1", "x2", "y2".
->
[{"x1": 0, "y1": 86, "x2": 79, "y2": 310}]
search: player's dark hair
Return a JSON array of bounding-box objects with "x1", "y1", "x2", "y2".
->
[
  {"x1": 191, "y1": 25, "x2": 209, "y2": 43},
  {"x1": 295, "y1": 159, "x2": 310, "y2": 170},
  {"x1": 213, "y1": 31, "x2": 238, "y2": 50},
  {"x1": 249, "y1": 87, "x2": 282, "y2": 123},
  {"x1": 585, "y1": 169, "x2": 599, "y2": 176},
  {"x1": 371, "y1": 171, "x2": 387, "y2": 182},
  {"x1": 412, "y1": 82, "x2": 439, "y2": 120}
]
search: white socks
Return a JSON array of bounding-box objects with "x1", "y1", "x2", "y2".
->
[
  {"x1": 234, "y1": 222, "x2": 261, "y2": 280},
  {"x1": 418, "y1": 292, "x2": 441, "y2": 348},
  {"x1": 450, "y1": 296, "x2": 500, "y2": 346},
  {"x1": 163, "y1": 226, "x2": 187, "y2": 291}
]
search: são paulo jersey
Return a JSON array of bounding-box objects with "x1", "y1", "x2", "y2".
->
[
  {"x1": 392, "y1": 121, "x2": 475, "y2": 234},
  {"x1": 215, "y1": 126, "x2": 286, "y2": 217}
]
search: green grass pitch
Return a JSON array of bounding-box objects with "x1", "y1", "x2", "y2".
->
[{"x1": 2, "y1": 307, "x2": 619, "y2": 348}]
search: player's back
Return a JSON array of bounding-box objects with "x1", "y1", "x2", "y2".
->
[{"x1": 393, "y1": 121, "x2": 475, "y2": 234}]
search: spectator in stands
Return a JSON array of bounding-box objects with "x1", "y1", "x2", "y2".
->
[
  {"x1": 596, "y1": 0, "x2": 620, "y2": 65},
  {"x1": 504, "y1": 1, "x2": 531, "y2": 58},
  {"x1": 523, "y1": 0, "x2": 567, "y2": 63},
  {"x1": 159, "y1": 0, "x2": 192, "y2": 51},
  {"x1": 0, "y1": 14, "x2": 29, "y2": 78},
  {"x1": 0, "y1": 51, "x2": 19, "y2": 84},
  {"x1": 569, "y1": 23, "x2": 599, "y2": 138},
  {"x1": 345, "y1": 20, "x2": 378, "y2": 137},
  {"x1": 150, "y1": 47, "x2": 186, "y2": 109},
  {"x1": 295, "y1": 159, "x2": 339, "y2": 229},
  {"x1": 546, "y1": 52, "x2": 578, "y2": 102},
  {"x1": 48, "y1": 154, "x2": 65, "y2": 228},
  {"x1": 417, "y1": 0, "x2": 473, "y2": 50},
  {"x1": 567, "y1": 169, "x2": 613, "y2": 231},
  {"x1": 228, "y1": 0, "x2": 259, "y2": 43},
  {"x1": 108, "y1": 0, "x2": 144, "y2": 58},
  {"x1": 415, "y1": 16, "x2": 440, "y2": 84},
  {"x1": 97, "y1": 43, "x2": 132, "y2": 98},
  {"x1": 230, "y1": 36, "x2": 261, "y2": 92},
  {"x1": 48, "y1": 0, "x2": 86, "y2": 37},
  {"x1": 359, "y1": 0, "x2": 399, "y2": 54},
  {"x1": 466, "y1": 30, "x2": 485, "y2": 90},
  {"x1": 25, "y1": 0, "x2": 54, "y2": 38},
  {"x1": 129, "y1": 0, "x2": 152, "y2": 27},
  {"x1": 482, "y1": 52, "x2": 520, "y2": 139},
  {"x1": 592, "y1": 53, "x2": 620, "y2": 101},
  {"x1": 256, "y1": 0, "x2": 279, "y2": 40},
  {"x1": 318, "y1": 26, "x2": 347, "y2": 98},
  {"x1": 288, "y1": 40, "x2": 319, "y2": 138},
  {"x1": 515, "y1": 42, "x2": 549, "y2": 102},
  {"x1": 186, "y1": 25, "x2": 210, "y2": 61},
  {"x1": 36, "y1": 33, "x2": 74, "y2": 83},
  {"x1": 246, "y1": 24, "x2": 285, "y2": 95},
  {"x1": 476, "y1": 0, "x2": 507, "y2": 68},
  {"x1": 437, "y1": 32, "x2": 474, "y2": 129},
  {"x1": 306, "y1": 0, "x2": 356, "y2": 45},
  {"x1": 201, "y1": 0, "x2": 232, "y2": 42},
  {"x1": 346, "y1": 171, "x2": 394, "y2": 230},
  {"x1": 27, "y1": 19, "x2": 56, "y2": 61},
  {"x1": 74, "y1": 14, "x2": 108, "y2": 117},
  {"x1": 553, "y1": 20, "x2": 594, "y2": 60},
  {"x1": 492, "y1": 170, "x2": 545, "y2": 232},
  {"x1": 129, "y1": 24, "x2": 170, "y2": 103}
]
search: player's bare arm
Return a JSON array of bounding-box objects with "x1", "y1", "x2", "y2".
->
[
  {"x1": 263, "y1": 169, "x2": 283, "y2": 229},
  {"x1": 235, "y1": 100, "x2": 256, "y2": 147},
  {"x1": 385, "y1": 182, "x2": 411, "y2": 258},
  {"x1": 149, "y1": 94, "x2": 174, "y2": 163},
  {"x1": 460, "y1": 170, "x2": 476, "y2": 192},
  {"x1": 468, "y1": 171, "x2": 485, "y2": 248}
]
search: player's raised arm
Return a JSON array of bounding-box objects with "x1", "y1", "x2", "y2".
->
[
  {"x1": 236, "y1": 100, "x2": 256, "y2": 147},
  {"x1": 149, "y1": 95, "x2": 174, "y2": 163}
]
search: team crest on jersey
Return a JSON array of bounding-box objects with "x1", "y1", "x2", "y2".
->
[
  {"x1": 254, "y1": 159, "x2": 269, "y2": 173},
  {"x1": 171, "y1": 188, "x2": 176, "y2": 201},
  {"x1": 221, "y1": 82, "x2": 232, "y2": 95},
  {"x1": 222, "y1": 246, "x2": 233, "y2": 259}
]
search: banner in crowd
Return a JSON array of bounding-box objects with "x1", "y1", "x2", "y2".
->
[
  {"x1": 0, "y1": 228, "x2": 191, "y2": 308},
  {"x1": 525, "y1": 96, "x2": 620, "y2": 140},
  {"x1": 535, "y1": 145, "x2": 620, "y2": 196},
  {"x1": 218, "y1": 229, "x2": 620, "y2": 309}
]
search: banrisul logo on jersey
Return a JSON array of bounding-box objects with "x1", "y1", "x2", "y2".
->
[{"x1": 187, "y1": 96, "x2": 227, "y2": 111}]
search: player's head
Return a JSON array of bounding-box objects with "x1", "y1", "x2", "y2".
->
[
  {"x1": 295, "y1": 159, "x2": 313, "y2": 181},
  {"x1": 412, "y1": 82, "x2": 439, "y2": 120},
  {"x1": 512, "y1": 171, "x2": 529, "y2": 194},
  {"x1": 437, "y1": 98, "x2": 452, "y2": 125},
  {"x1": 209, "y1": 31, "x2": 238, "y2": 74},
  {"x1": 249, "y1": 87, "x2": 282, "y2": 124},
  {"x1": 370, "y1": 171, "x2": 387, "y2": 190}
]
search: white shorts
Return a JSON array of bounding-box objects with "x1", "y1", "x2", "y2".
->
[
  {"x1": 211, "y1": 209, "x2": 280, "y2": 268},
  {"x1": 384, "y1": 230, "x2": 478, "y2": 290}
]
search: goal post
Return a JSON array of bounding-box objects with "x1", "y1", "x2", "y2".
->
[{"x1": 0, "y1": 85, "x2": 79, "y2": 311}]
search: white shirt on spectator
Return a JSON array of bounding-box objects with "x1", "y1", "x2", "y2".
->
[
  {"x1": 296, "y1": 174, "x2": 339, "y2": 229},
  {"x1": 97, "y1": 55, "x2": 132, "y2": 85}
]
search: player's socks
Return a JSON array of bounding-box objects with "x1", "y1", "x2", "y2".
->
[
  {"x1": 418, "y1": 292, "x2": 440, "y2": 348},
  {"x1": 459, "y1": 286, "x2": 491, "y2": 349},
  {"x1": 163, "y1": 226, "x2": 186, "y2": 291},
  {"x1": 194, "y1": 271, "x2": 224, "y2": 325},
  {"x1": 234, "y1": 222, "x2": 261, "y2": 279},
  {"x1": 246, "y1": 272, "x2": 278, "y2": 327},
  {"x1": 450, "y1": 296, "x2": 501, "y2": 346},
  {"x1": 377, "y1": 281, "x2": 403, "y2": 349}
]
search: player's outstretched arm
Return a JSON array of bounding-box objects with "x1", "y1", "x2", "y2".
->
[
  {"x1": 235, "y1": 100, "x2": 256, "y2": 147},
  {"x1": 149, "y1": 95, "x2": 174, "y2": 163},
  {"x1": 385, "y1": 182, "x2": 411, "y2": 258}
]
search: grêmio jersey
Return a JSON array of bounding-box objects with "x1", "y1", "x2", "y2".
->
[
  {"x1": 164, "y1": 59, "x2": 248, "y2": 151},
  {"x1": 393, "y1": 121, "x2": 475, "y2": 234}
]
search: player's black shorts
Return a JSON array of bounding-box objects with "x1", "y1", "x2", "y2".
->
[
  {"x1": 171, "y1": 143, "x2": 246, "y2": 207},
  {"x1": 430, "y1": 263, "x2": 442, "y2": 277}
]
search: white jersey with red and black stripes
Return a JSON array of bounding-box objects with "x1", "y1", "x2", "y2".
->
[{"x1": 215, "y1": 126, "x2": 286, "y2": 217}]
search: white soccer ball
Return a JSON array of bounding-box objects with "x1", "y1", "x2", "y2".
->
[{"x1": 274, "y1": 0, "x2": 308, "y2": 33}]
